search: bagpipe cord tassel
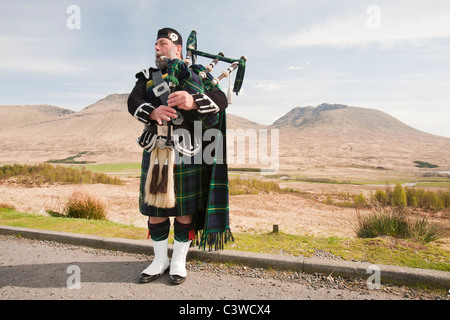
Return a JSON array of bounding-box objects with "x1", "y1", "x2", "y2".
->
[
  {"x1": 227, "y1": 74, "x2": 233, "y2": 104},
  {"x1": 165, "y1": 149, "x2": 176, "y2": 208}
]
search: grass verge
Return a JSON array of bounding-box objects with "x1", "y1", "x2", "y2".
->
[
  {"x1": 223, "y1": 232, "x2": 449, "y2": 272},
  {"x1": 1, "y1": 207, "x2": 448, "y2": 272},
  {"x1": 0, "y1": 207, "x2": 147, "y2": 240}
]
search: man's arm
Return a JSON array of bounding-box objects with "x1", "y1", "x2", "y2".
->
[
  {"x1": 167, "y1": 89, "x2": 228, "y2": 113},
  {"x1": 128, "y1": 76, "x2": 178, "y2": 125},
  {"x1": 127, "y1": 77, "x2": 154, "y2": 124},
  {"x1": 167, "y1": 89, "x2": 228, "y2": 129},
  {"x1": 193, "y1": 89, "x2": 228, "y2": 113}
]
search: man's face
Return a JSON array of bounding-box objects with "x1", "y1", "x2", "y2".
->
[{"x1": 155, "y1": 38, "x2": 181, "y2": 68}]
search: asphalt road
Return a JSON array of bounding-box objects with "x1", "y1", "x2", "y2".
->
[{"x1": 1, "y1": 235, "x2": 446, "y2": 303}]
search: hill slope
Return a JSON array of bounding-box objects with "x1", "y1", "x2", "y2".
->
[{"x1": 0, "y1": 104, "x2": 74, "y2": 129}]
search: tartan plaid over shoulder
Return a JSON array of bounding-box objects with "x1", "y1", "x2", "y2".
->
[
  {"x1": 195, "y1": 110, "x2": 233, "y2": 251},
  {"x1": 138, "y1": 63, "x2": 233, "y2": 250}
]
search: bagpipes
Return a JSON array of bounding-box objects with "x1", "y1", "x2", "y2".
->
[
  {"x1": 144, "y1": 30, "x2": 247, "y2": 209},
  {"x1": 183, "y1": 30, "x2": 247, "y2": 103}
]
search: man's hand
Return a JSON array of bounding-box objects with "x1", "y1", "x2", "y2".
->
[
  {"x1": 167, "y1": 91, "x2": 198, "y2": 111},
  {"x1": 149, "y1": 105, "x2": 178, "y2": 125}
]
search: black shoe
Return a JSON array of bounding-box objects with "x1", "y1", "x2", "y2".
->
[
  {"x1": 139, "y1": 267, "x2": 168, "y2": 283},
  {"x1": 169, "y1": 274, "x2": 186, "y2": 285}
]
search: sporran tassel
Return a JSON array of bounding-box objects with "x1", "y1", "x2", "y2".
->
[
  {"x1": 149, "y1": 161, "x2": 160, "y2": 195},
  {"x1": 154, "y1": 148, "x2": 168, "y2": 208},
  {"x1": 157, "y1": 163, "x2": 168, "y2": 193},
  {"x1": 144, "y1": 150, "x2": 158, "y2": 205}
]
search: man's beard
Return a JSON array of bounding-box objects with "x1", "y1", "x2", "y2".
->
[{"x1": 155, "y1": 46, "x2": 177, "y2": 69}]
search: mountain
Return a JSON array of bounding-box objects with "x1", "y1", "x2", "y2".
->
[
  {"x1": 0, "y1": 94, "x2": 264, "y2": 165},
  {"x1": 0, "y1": 97, "x2": 449, "y2": 170},
  {"x1": 0, "y1": 104, "x2": 74, "y2": 129},
  {"x1": 271, "y1": 104, "x2": 346, "y2": 128},
  {"x1": 271, "y1": 103, "x2": 450, "y2": 170},
  {"x1": 226, "y1": 113, "x2": 267, "y2": 130},
  {"x1": 271, "y1": 103, "x2": 419, "y2": 134},
  {"x1": 0, "y1": 94, "x2": 140, "y2": 164}
]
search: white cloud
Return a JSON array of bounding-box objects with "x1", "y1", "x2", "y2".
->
[
  {"x1": 287, "y1": 66, "x2": 305, "y2": 71},
  {"x1": 0, "y1": 35, "x2": 83, "y2": 74},
  {"x1": 288, "y1": 62, "x2": 311, "y2": 71},
  {"x1": 254, "y1": 82, "x2": 287, "y2": 91},
  {"x1": 281, "y1": 3, "x2": 450, "y2": 49}
]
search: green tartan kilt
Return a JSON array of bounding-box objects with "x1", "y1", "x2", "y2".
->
[{"x1": 139, "y1": 150, "x2": 209, "y2": 217}]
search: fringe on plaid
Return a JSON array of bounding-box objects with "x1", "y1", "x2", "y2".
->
[{"x1": 193, "y1": 229, "x2": 234, "y2": 251}]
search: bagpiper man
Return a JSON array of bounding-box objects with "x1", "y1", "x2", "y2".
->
[{"x1": 127, "y1": 28, "x2": 234, "y2": 285}]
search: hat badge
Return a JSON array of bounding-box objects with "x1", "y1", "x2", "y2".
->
[{"x1": 169, "y1": 32, "x2": 178, "y2": 42}]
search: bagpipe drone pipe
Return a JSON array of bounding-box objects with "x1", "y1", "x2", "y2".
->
[{"x1": 143, "y1": 30, "x2": 247, "y2": 209}]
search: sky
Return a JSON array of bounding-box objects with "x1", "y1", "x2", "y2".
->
[{"x1": 1, "y1": 0, "x2": 450, "y2": 137}]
